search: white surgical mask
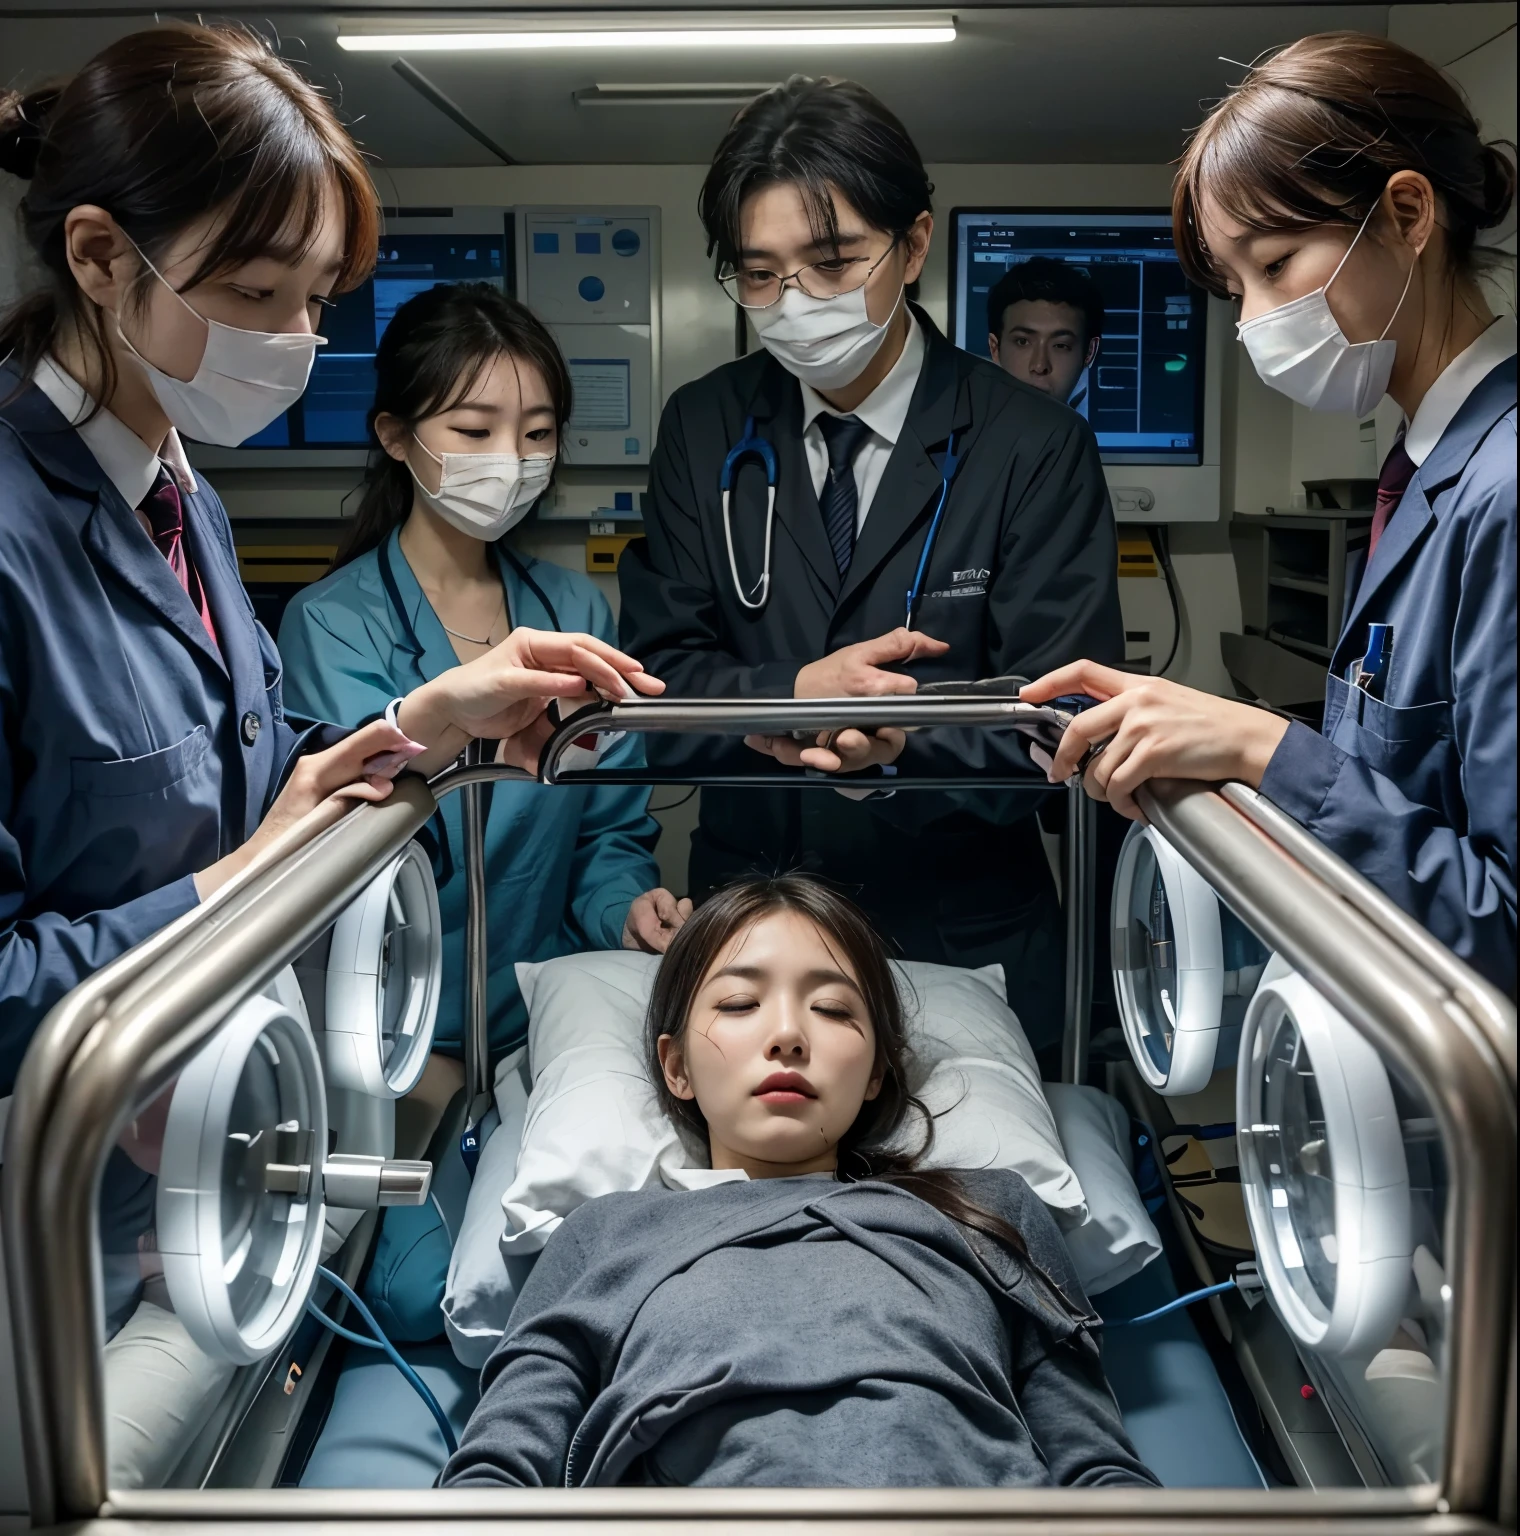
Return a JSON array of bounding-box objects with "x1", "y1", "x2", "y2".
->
[
  {"x1": 409, "y1": 437, "x2": 555, "y2": 540},
  {"x1": 750, "y1": 280, "x2": 903, "y2": 392},
  {"x1": 1237, "y1": 203, "x2": 1418, "y2": 417},
  {"x1": 115, "y1": 237, "x2": 326, "y2": 446}
]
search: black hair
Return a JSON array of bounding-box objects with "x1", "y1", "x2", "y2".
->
[
  {"x1": 646, "y1": 875, "x2": 1039, "y2": 1264},
  {"x1": 987, "y1": 256, "x2": 1105, "y2": 344},
  {"x1": 334, "y1": 282, "x2": 573, "y2": 568},
  {"x1": 0, "y1": 24, "x2": 378, "y2": 412},
  {"x1": 698, "y1": 75, "x2": 933, "y2": 268}
]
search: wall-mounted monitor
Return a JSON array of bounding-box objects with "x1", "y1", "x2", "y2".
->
[
  {"x1": 513, "y1": 205, "x2": 660, "y2": 471},
  {"x1": 949, "y1": 208, "x2": 1227, "y2": 521},
  {"x1": 190, "y1": 206, "x2": 512, "y2": 469}
]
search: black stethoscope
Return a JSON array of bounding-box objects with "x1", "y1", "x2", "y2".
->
[{"x1": 719, "y1": 415, "x2": 961, "y2": 629}]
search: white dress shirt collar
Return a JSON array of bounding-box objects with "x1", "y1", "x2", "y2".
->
[
  {"x1": 31, "y1": 354, "x2": 198, "y2": 507},
  {"x1": 1403, "y1": 314, "x2": 1517, "y2": 466},
  {"x1": 798, "y1": 306, "x2": 925, "y2": 446}
]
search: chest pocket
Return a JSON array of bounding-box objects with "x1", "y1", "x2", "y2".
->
[
  {"x1": 1323, "y1": 676, "x2": 1459, "y2": 821},
  {"x1": 70, "y1": 724, "x2": 213, "y2": 798},
  {"x1": 62, "y1": 724, "x2": 223, "y2": 903}
]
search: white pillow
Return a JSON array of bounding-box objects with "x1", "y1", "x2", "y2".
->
[
  {"x1": 1044, "y1": 1083, "x2": 1162, "y2": 1295},
  {"x1": 500, "y1": 951, "x2": 1086, "y2": 1258}
]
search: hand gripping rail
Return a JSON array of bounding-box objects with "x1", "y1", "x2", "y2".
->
[
  {"x1": 438, "y1": 695, "x2": 1099, "y2": 1101},
  {"x1": 1, "y1": 698, "x2": 1512, "y2": 1527}
]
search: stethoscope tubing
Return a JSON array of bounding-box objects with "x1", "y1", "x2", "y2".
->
[{"x1": 719, "y1": 418, "x2": 960, "y2": 621}]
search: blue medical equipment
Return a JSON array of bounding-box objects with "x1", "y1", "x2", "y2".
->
[
  {"x1": 904, "y1": 431, "x2": 960, "y2": 628},
  {"x1": 717, "y1": 417, "x2": 961, "y2": 619}
]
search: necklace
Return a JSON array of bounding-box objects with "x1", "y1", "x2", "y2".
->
[{"x1": 436, "y1": 591, "x2": 506, "y2": 648}]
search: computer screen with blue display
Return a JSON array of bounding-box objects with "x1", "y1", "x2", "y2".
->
[
  {"x1": 950, "y1": 209, "x2": 1207, "y2": 466},
  {"x1": 242, "y1": 230, "x2": 509, "y2": 449}
]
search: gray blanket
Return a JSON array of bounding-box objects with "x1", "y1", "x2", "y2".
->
[{"x1": 440, "y1": 1168, "x2": 1158, "y2": 1489}]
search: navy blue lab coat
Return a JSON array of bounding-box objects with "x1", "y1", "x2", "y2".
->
[
  {"x1": 1260, "y1": 355, "x2": 1517, "y2": 993},
  {"x1": 0, "y1": 367, "x2": 341, "y2": 1093}
]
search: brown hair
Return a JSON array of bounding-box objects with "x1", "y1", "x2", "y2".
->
[
  {"x1": 334, "y1": 282, "x2": 573, "y2": 568},
  {"x1": 1173, "y1": 31, "x2": 1516, "y2": 297},
  {"x1": 0, "y1": 23, "x2": 379, "y2": 408},
  {"x1": 646, "y1": 874, "x2": 1036, "y2": 1264}
]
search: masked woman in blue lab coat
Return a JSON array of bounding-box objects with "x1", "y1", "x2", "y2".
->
[
  {"x1": 280, "y1": 283, "x2": 688, "y2": 1056},
  {"x1": 1027, "y1": 32, "x2": 1517, "y2": 993},
  {"x1": 0, "y1": 28, "x2": 665, "y2": 1102}
]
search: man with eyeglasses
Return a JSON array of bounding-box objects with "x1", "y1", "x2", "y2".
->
[{"x1": 618, "y1": 77, "x2": 1122, "y2": 1054}]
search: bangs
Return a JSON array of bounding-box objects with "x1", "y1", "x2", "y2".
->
[
  {"x1": 174, "y1": 73, "x2": 379, "y2": 295},
  {"x1": 1173, "y1": 66, "x2": 1406, "y2": 296}
]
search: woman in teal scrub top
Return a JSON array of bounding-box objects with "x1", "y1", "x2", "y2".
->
[{"x1": 281, "y1": 283, "x2": 688, "y2": 1054}]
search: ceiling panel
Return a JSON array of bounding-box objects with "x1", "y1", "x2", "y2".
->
[{"x1": 2, "y1": 6, "x2": 1405, "y2": 165}]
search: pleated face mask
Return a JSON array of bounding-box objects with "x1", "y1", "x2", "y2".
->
[
  {"x1": 409, "y1": 437, "x2": 555, "y2": 539},
  {"x1": 115, "y1": 236, "x2": 326, "y2": 447},
  {"x1": 750, "y1": 280, "x2": 905, "y2": 393},
  {"x1": 1236, "y1": 202, "x2": 1418, "y2": 418}
]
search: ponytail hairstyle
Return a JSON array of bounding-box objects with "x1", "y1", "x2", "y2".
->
[
  {"x1": 1173, "y1": 31, "x2": 1516, "y2": 297},
  {"x1": 645, "y1": 874, "x2": 1032, "y2": 1264},
  {"x1": 0, "y1": 23, "x2": 379, "y2": 412},
  {"x1": 699, "y1": 75, "x2": 933, "y2": 270},
  {"x1": 333, "y1": 282, "x2": 573, "y2": 568}
]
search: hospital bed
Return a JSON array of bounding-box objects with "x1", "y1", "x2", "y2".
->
[{"x1": 1, "y1": 697, "x2": 1512, "y2": 1532}]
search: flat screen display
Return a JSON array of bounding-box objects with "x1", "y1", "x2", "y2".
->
[
  {"x1": 242, "y1": 230, "x2": 509, "y2": 450},
  {"x1": 950, "y1": 209, "x2": 1207, "y2": 466}
]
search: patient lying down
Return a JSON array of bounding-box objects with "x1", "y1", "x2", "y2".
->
[{"x1": 441, "y1": 876, "x2": 1158, "y2": 1489}]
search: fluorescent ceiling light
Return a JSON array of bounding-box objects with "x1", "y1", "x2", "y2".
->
[
  {"x1": 338, "y1": 26, "x2": 956, "y2": 53},
  {"x1": 575, "y1": 83, "x2": 779, "y2": 107}
]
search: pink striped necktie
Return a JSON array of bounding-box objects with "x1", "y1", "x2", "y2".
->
[{"x1": 140, "y1": 469, "x2": 219, "y2": 649}]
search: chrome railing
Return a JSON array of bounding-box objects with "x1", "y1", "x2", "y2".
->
[{"x1": 2, "y1": 699, "x2": 1512, "y2": 1526}]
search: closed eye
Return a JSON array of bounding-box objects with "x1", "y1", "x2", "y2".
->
[{"x1": 453, "y1": 427, "x2": 491, "y2": 440}]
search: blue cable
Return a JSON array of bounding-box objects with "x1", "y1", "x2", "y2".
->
[
  {"x1": 1100, "y1": 1277, "x2": 1238, "y2": 1329},
  {"x1": 306, "y1": 1264, "x2": 458, "y2": 1456}
]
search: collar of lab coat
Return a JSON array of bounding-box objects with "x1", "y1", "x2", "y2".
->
[
  {"x1": 737, "y1": 304, "x2": 973, "y2": 608},
  {"x1": 30, "y1": 354, "x2": 197, "y2": 507},
  {"x1": 0, "y1": 364, "x2": 229, "y2": 677},
  {"x1": 1342, "y1": 351, "x2": 1516, "y2": 640},
  {"x1": 1403, "y1": 315, "x2": 1517, "y2": 467},
  {"x1": 378, "y1": 525, "x2": 539, "y2": 685}
]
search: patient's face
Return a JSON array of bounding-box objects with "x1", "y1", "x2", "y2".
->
[{"x1": 658, "y1": 910, "x2": 883, "y2": 1178}]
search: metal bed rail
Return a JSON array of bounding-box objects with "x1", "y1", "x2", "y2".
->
[{"x1": 1, "y1": 698, "x2": 1513, "y2": 1527}]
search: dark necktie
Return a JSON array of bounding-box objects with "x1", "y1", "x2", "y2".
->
[
  {"x1": 1367, "y1": 435, "x2": 1416, "y2": 562},
  {"x1": 816, "y1": 413, "x2": 872, "y2": 576},
  {"x1": 141, "y1": 469, "x2": 218, "y2": 647}
]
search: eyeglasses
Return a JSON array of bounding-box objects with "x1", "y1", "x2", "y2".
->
[{"x1": 717, "y1": 238, "x2": 900, "y2": 311}]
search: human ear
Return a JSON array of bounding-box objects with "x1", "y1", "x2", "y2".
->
[
  {"x1": 374, "y1": 413, "x2": 411, "y2": 463},
  {"x1": 863, "y1": 1067, "x2": 884, "y2": 1102},
  {"x1": 987, "y1": 333, "x2": 1001, "y2": 364},
  {"x1": 64, "y1": 205, "x2": 135, "y2": 313},
  {"x1": 1084, "y1": 336, "x2": 1101, "y2": 369},
  {"x1": 657, "y1": 1034, "x2": 696, "y2": 1101},
  {"x1": 902, "y1": 211, "x2": 934, "y2": 285},
  {"x1": 1381, "y1": 170, "x2": 1437, "y2": 258}
]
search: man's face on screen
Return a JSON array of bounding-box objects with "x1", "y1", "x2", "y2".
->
[{"x1": 989, "y1": 299, "x2": 1099, "y2": 403}]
